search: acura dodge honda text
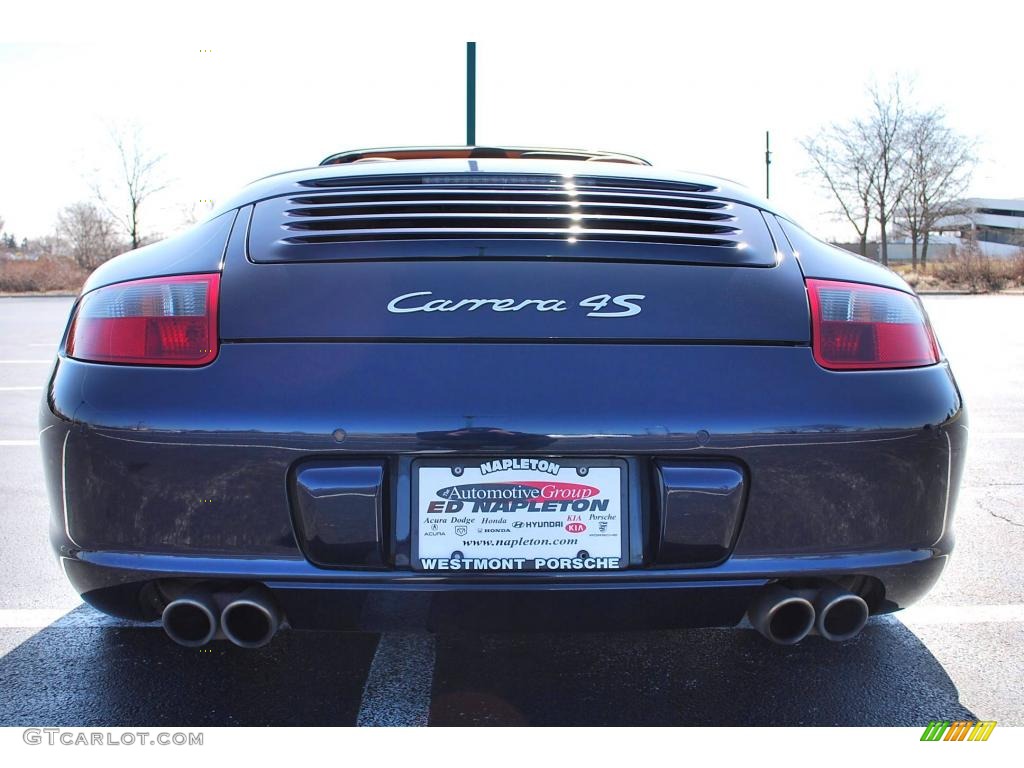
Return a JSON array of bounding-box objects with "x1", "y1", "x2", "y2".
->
[{"x1": 40, "y1": 145, "x2": 966, "y2": 648}]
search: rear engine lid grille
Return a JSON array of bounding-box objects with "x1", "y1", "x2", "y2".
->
[{"x1": 248, "y1": 173, "x2": 776, "y2": 266}]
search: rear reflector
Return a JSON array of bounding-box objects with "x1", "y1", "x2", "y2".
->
[
  {"x1": 806, "y1": 279, "x2": 939, "y2": 370},
  {"x1": 67, "y1": 274, "x2": 219, "y2": 366}
]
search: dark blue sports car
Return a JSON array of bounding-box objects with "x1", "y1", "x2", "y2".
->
[{"x1": 40, "y1": 146, "x2": 966, "y2": 648}]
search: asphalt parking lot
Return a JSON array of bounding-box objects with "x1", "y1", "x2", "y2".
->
[{"x1": 0, "y1": 294, "x2": 1021, "y2": 727}]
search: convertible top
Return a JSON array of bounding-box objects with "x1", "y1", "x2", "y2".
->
[{"x1": 320, "y1": 146, "x2": 651, "y2": 166}]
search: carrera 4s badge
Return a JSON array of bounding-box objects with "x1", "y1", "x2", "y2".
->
[{"x1": 386, "y1": 291, "x2": 645, "y2": 317}]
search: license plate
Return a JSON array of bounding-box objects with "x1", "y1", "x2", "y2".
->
[{"x1": 413, "y1": 457, "x2": 627, "y2": 572}]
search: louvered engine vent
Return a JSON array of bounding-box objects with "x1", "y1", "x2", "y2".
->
[{"x1": 273, "y1": 173, "x2": 744, "y2": 247}]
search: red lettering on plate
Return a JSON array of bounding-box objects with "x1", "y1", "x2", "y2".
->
[{"x1": 499, "y1": 481, "x2": 600, "y2": 501}]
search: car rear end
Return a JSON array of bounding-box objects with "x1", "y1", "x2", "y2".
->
[{"x1": 40, "y1": 159, "x2": 966, "y2": 644}]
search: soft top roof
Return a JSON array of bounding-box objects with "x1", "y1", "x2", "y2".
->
[{"x1": 320, "y1": 146, "x2": 650, "y2": 167}]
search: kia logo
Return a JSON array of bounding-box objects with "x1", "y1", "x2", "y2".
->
[{"x1": 565, "y1": 522, "x2": 587, "y2": 533}]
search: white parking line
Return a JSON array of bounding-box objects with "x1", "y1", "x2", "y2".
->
[
  {"x1": 0, "y1": 386, "x2": 42, "y2": 391},
  {"x1": 0, "y1": 359, "x2": 50, "y2": 364},
  {"x1": 0, "y1": 609, "x2": 68, "y2": 627},
  {"x1": 356, "y1": 633, "x2": 436, "y2": 726},
  {"x1": 889, "y1": 603, "x2": 1024, "y2": 626},
  {"x1": 0, "y1": 607, "x2": 152, "y2": 628},
  {"x1": 0, "y1": 440, "x2": 39, "y2": 447}
]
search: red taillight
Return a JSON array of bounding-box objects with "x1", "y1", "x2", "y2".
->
[
  {"x1": 806, "y1": 279, "x2": 939, "y2": 371},
  {"x1": 66, "y1": 274, "x2": 219, "y2": 366}
]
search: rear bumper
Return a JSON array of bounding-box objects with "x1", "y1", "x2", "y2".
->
[
  {"x1": 41, "y1": 342, "x2": 967, "y2": 631},
  {"x1": 63, "y1": 548, "x2": 948, "y2": 631}
]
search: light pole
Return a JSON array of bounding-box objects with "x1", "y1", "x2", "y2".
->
[{"x1": 466, "y1": 42, "x2": 476, "y2": 146}]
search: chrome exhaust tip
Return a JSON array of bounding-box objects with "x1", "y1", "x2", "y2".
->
[
  {"x1": 747, "y1": 585, "x2": 816, "y2": 645},
  {"x1": 220, "y1": 586, "x2": 280, "y2": 648},
  {"x1": 814, "y1": 585, "x2": 869, "y2": 642},
  {"x1": 162, "y1": 590, "x2": 218, "y2": 647}
]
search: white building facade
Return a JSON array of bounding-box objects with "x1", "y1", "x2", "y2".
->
[{"x1": 932, "y1": 197, "x2": 1024, "y2": 258}]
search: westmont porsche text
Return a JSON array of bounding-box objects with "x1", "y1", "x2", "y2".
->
[
  {"x1": 40, "y1": 145, "x2": 966, "y2": 649},
  {"x1": 421, "y1": 557, "x2": 623, "y2": 570}
]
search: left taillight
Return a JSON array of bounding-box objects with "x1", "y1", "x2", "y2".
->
[{"x1": 66, "y1": 273, "x2": 220, "y2": 366}]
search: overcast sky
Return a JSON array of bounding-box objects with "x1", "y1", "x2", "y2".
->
[{"x1": 2, "y1": 1, "x2": 1022, "y2": 243}]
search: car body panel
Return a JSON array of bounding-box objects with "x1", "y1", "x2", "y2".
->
[
  {"x1": 41, "y1": 153, "x2": 967, "y2": 634},
  {"x1": 80, "y1": 211, "x2": 236, "y2": 294},
  {"x1": 220, "y1": 207, "x2": 810, "y2": 342},
  {"x1": 43, "y1": 342, "x2": 963, "y2": 563},
  {"x1": 777, "y1": 216, "x2": 913, "y2": 293}
]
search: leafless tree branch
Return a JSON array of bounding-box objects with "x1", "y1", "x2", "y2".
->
[
  {"x1": 89, "y1": 126, "x2": 167, "y2": 250},
  {"x1": 55, "y1": 202, "x2": 124, "y2": 269},
  {"x1": 802, "y1": 75, "x2": 975, "y2": 267},
  {"x1": 799, "y1": 125, "x2": 877, "y2": 257},
  {"x1": 899, "y1": 108, "x2": 977, "y2": 267}
]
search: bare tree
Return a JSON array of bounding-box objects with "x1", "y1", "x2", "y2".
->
[
  {"x1": 800, "y1": 127, "x2": 877, "y2": 257},
  {"x1": 179, "y1": 199, "x2": 216, "y2": 228},
  {"x1": 56, "y1": 202, "x2": 123, "y2": 269},
  {"x1": 900, "y1": 109, "x2": 976, "y2": 268},
  {"x1": 803, "y1": 77, "x2": 917, "y2": 265},
  {"x1": 0, "y1": 215, "x2": 11, "y2": 253},
  {"x1": 91, "y1": 127, "x2": 167, "y2": 250},
  {"x1": 865, "y1": 80, "x2": 911, "y2": 267}
]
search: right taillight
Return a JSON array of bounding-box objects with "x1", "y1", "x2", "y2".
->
[{"x1": 806, "y1": 279, "x2": 940, "y2": 371}]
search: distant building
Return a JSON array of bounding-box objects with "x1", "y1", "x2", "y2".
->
[
  {"x1": 931, "y1": 197, "x2": 1024, "y2": 257},
  {"x1": 876, "y1": 197, "x2": 1024, "y2": 261}
]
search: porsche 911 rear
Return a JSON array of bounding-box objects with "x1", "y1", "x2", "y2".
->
[{"x1": 40, "y1": 154, "x2": 967, "y2": 647}]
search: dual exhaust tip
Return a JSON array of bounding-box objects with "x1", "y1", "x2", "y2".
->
[
  {"x1": 747, "y1": 584, "x2": 869, "y2": 645},
  {"x1": 161, "y1": 586, "x2": 281, "y2": 648},
  {"x1": 164, "y1": 581, "x2": 864, "y2": 647}
]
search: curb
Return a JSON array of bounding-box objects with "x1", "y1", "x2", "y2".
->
[
  {"x1": 917, "y1": 290, "x2": 1024, "y2": 296},
  {"x1": 0, "y1": 292, "x2": 78, "y2": 298}
]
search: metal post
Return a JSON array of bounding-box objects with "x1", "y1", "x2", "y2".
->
[
  {"x1": 466, "y1": 42, "x2": 476, "y2": 146},
  {"x1": 765, "y1": 130, "x2": 771, "y2": 199}
]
